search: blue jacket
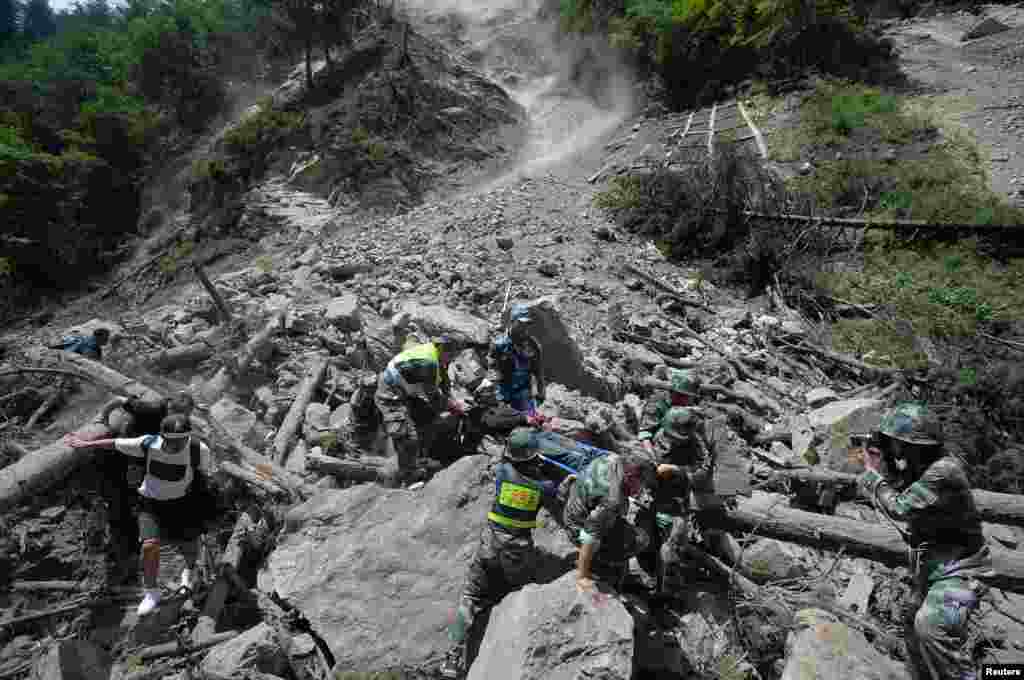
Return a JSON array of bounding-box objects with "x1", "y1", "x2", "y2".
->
[{"x1": 50, "y1": 335, "x2": 102, "y2": 360}]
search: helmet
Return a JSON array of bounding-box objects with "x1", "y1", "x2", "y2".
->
[
  {"x1": 878, "y1": 402, "x2": 943, "y2": 446},
  {"x1": 509, "y1": 304, "x2": 531, "y2": 324},
  {"x1": 669, "y1": 369, "x2": 701, "y2": 397},
  {"x1": 506, "y1": 427, "x2": 538, "y2": 462},
  {"x1": 160, "y1": 413, "x2": 191, "y2": 440},
  {"x1": 661, "y1": 407, "x2": 700, "y2": 442}
]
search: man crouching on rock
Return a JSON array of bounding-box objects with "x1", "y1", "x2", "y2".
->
[
  {"x1": 858, "y1": 402, "x2": 992, "y2": 680},
  {"x1": 65, "y1": 414, "x2": 216, "y2": 617},
  {"x1": 440, "y1": 433, "x2": 559, "y2": 679},
  {"x1": 375, "y1": 335, "x2": 467, "y2": 484},
  {"x1": 563, "y1": 453, "x2": 657, "y2": 593}
]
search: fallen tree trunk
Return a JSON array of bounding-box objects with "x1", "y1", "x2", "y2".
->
[
  {"x1": 273, "y1": 355, "x2": 328, "y2": 466},
  {"x1": 138, "y1": 630, "x2": 239, "y2": 661},
  {"x1": 24, "y1": 385, "x2": 63, "y2": 430},
  {"x1": 709, "y1": 207, "x2": 1024, "y2": 232},
  {"x1": 771, "y1": 468, "x2": 1024, "y2": 528},
  {"x1": 306, "y1": 452, "x2": 395, "y2": 484},
  {"x1": 193, "y1": 413, "x2": 315, "y2": 501},
  {"x1": 23, "y1": 349, "x2": 164, "y2": 402},
  {"x1": 192, "y1": 262, "x2": 232, "y2": 324},
  {"x1": 193, "y1": 512, "x2": 269, "y2": 644},
  {"x1": 0, "y1": 352, "x2": 165, "y2": 511},
  {"x1": 201, "y1": 311, "x2": 286, "y2": 403},
  {"x1": 622, "y1": 264, "x2": 714, "y2": 313},
  {"x1": 145, "y1": 343, "x2": 215, "y2": 371},
  {"x1": 718, "y1": 494, "x2": 1024, "y2": 593}
]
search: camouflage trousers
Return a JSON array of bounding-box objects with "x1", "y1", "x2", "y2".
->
[
  {"x1": 908, "y1": 576, "x2": 982, "y2": 680},
  {"x1": 373, "y1": 381, "x2": 437, "y2": 477},
  {"x1": 449, "y1": 526, "x2": 536, "y2": 647},
  {"x1": 906, "y1": 546, "x2": 991, "y2": 680}
]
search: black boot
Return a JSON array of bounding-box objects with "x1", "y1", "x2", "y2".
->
[{"x1": 439, "y1": 644, "x2": 466, "y2": 679}]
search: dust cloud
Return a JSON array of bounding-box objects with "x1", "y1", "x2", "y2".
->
[{"x1": 397, "y1": 0, "x2": 636, "y2": 177}]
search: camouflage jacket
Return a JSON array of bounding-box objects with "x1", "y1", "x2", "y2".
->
[
  {"x1": 564, "y1": 454, "x2": 629, "y2": 550},
  {"x1": 638, "y1": 392, "x2": 671, "y2": 440},
  {"x1": 858, "y1": 454, "x2": 990, "y2": 581}
]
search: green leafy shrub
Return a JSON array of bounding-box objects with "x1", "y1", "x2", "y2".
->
[
  {"x1": 223, "y1": 101, "x2": 304, "y2": 154},
  {"x1": 594, "y1": 175, "x2": 641, "y2": 210}
]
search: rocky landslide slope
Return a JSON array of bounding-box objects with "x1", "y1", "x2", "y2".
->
[{"x1": 2, "y1": 2, "x2": 1024, "y2": 680}]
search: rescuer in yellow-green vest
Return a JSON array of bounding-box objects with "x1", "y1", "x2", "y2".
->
[
  {"x1": 440, "y1": 435, "x2": 559, "y2": 679},
  {"x1": 375, "y1": 336, "x2": 467, "y2": 483}
]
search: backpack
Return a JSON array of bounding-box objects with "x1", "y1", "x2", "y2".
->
[{"x1": 139, "y1": 435, "x2": 218, "y2": 521}]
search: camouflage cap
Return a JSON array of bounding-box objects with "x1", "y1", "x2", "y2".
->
[
  {"x1": 878, "y1": 402, "x2": 943, "y2": 446},
  {"x1": 669, "y1": 369, "x2": 701, "y2": 397},
  {"x1": 506, "y1": 427, "x2": 538, "y2": 462},
  {"x1": 661, "y1": 406, "x2": 701, "y2": 442}
]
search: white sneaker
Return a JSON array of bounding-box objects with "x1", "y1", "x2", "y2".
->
[
  {"x1": 180, "y1": 568, "x2": 196, "y2": 591},
  {"x1": 137, "y1": 589, "x2": 161, "y2": 617}
]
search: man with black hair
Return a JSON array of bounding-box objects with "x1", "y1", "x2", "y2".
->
[
  {"x1": 439, "y1": 428, "x2": 559, "y2": 679},
  {"x1": 65, "y1": 414, "x2": 216, "y2": 616},
  {"x1": 858, "y1": 402, "x2": 992, "y2": 680},
  {"x1": 92, "y1": 390, "x2": 197, "y2": 583}
]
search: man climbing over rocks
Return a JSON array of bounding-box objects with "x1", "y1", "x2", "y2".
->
[
  {"x1": 489, "y1": 304, "x2": 545, "y2": 415},
  {"x1": 638, "y1": 369, "x2": 701, "y2": 449},
  {"x1": 64, "y1": 414, "x2": 218, "y2": 616},
  {"x1": 92, "y1": 390, "x2": 197, "y2": 583},
  {"x1": 563, "y1": 453, "x2": 657, "y2": 593},
  {"x1": 645, "y1": 406, "x2": 726, "y2": 597},
  {"x1": 49, "y1": 327, "x2": 110, "y2": 361},
  {"x1": 858, "y1": 402, "x2": 992, "y2": 680},
  {"x1": 440, "y1": 429, "x2": 560, "y2": 679},
  {"x1": 375, "y1": 336, "x2": 467, "y2": 483}
]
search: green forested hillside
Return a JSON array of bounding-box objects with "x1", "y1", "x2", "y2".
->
[{"x1": 0, "y1": 0, "x2": 273, "y2": 318}]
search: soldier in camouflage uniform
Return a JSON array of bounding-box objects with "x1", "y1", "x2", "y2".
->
[
  {"x1": 563, "y1": 453, "x2": 657, "y2": 592},
  {"x1": 440, "y1": 435, "x2": 559, "y2": 679},
  {"x1": 858, "y1": 402, "x2": 992, "y2": 680},
  {"x1": 638, "y1": 370, "x2": 702, "y2": 450},
  {"x1": 645, "y1": 406, "x2": 727, "y2": 596}
]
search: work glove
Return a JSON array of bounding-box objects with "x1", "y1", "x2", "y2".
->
[
  {"x1": 526, "y1": 413, "x2": 548, "y2": 428},
  {"x1": 655, "y1": 512, "x2": 674, "y2": 530},
  {"x1": 448, "y1": 399, "x2": 467, "y2": 416}
]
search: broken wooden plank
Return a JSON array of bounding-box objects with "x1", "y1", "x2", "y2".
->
[
  {"x1": 838, "y1": 569, "x2": 875, "y2": 615},
  {"x1": 306, "y1": 452, "x2": 395, "y2": 485}
]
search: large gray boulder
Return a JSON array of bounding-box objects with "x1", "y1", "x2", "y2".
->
[
  {"x1": 517, "y1": 297, "x2": 615, "y2": 401},
  {"x1": 466, "y1": 571, "x2": 633, "y2": 680},
  {"x1": 30, "y1": 641, "x2": 110, "y2": 680},
  {"x1": 260, "y1": 456, "x2": 571, "y2": 676},
  {"x1": 199, "y1": 623, "x2": 290, "y2": 678},
  {"x1": 806, "y1": 399, "x2": 886, "y2": 470},
  {"x1": 780, "y1": 609, "x2": 909, "y2": 680},
  {"x1": 391, "y1": 302, "x2": 491, "y2": 348}
]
